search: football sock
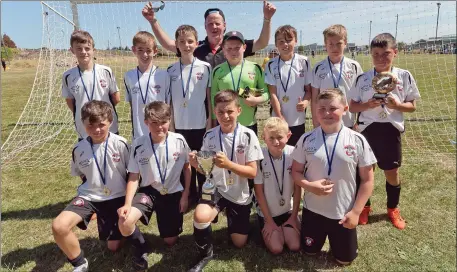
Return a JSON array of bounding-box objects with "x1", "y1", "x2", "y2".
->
[
  {"x1": 128, "y1": 226, "x2": 147, "y2": 256},
  {"x1": 386, "y1": 181, "x2": 401, "y2": 209},
  {"x1": 193, "y1": 222, "x2": 213, "y2": 257},
  {"x1": 68, "y1": 250, "x2": 86, "y2": 267}
]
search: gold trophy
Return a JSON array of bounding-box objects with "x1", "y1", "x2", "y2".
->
[
  {"x1": 372, "y1": 72, "x2": 397, "y2": 100},
  {"x1": 237, "y1": 87, "x2": 263, "y2": 99},
  {"x1": 196, "y1": 151, "x2": 217, "y2": 203}
]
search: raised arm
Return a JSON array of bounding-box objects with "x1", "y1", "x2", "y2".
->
[
  {"x1": 142, "y1": 2, "x2": 178, "y2": 53},
  {"x1": 252, "y1": 1, "x2": 276, "y2": 52}
]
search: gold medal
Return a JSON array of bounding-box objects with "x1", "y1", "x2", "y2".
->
[
  {"x1": 227, "y1": 176, "x2": 234, "y2": 185},
  {"x1": 160, "y1": 187, "x2": 168, "y2": 195},
  {"x1": 279, "y1": 198, "x2": 285, "y2": 206},
  {"x1": 282, "y1": 95, "x2": 289, "y2": 103},
  {"x1": 103, "y1": 186, "x2": 111, "y2": 196},
  {"x1": 379, "y1": 111, "x2": 387, "y2": 119},
  {"x1": 182, "y1": 100, "x2": 187, "y2": 108}
]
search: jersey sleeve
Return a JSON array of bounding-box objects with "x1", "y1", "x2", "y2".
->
[
  {"x1": 119, "y1": 139, "x2": 130, "y2": 170},
  {"x1": 70, "y1": 146, "x2": 83, "y2": 176},
  {"x1": 165, "y1": 73, "x2": 171, "y2": 104},
  {"x1": 246, "y1": 131, "x2": 264, "y2": 163},
  {"x1": 180, "y1": 136, "x2": 190, "y2": 163},
  {"x1": 311, "y1": 64, "x2": 321, "y2": 89},
  {"x1": 404, "y1": 72, "x2": 421, "y2": 102},
  {"x1": 127, "y1": 141, "x2": 140, "y2": 174},
  {"x1": 356, "y1": 134, "x2": 377, "y2": 167},
  {"x1": 107, "y1": 67, "x2": 119, "y2": 95},
  {"x1": 264, "y1": 60, "x2": 276, "y2": 86},
  {"x1": 291, "y1": 134, "x2": 307, "y2": 164},
  {"x1": 305, "y1": 58, "x2": 313, "y2": 86},
  {"x1": 254, "y1": 160, "x2": 264, "y2": 185},
  {"x1": 200, "y1": 131, "x2": 212, "y2": 152},
  {"x1": 348, "y1": 75, "x2": 362, "y2": 102},
  {"x1": 355, "y1": 62, "x2": 363, "y2": 77},
  {"x1": 61, "y1": 72, "x2": 74, "y2": 99},
  {"x1": 243, "y1": 39, "x2": 255, "y2": 57},
  {"x1": 123, "y1": 75, "x2": 131, "y2": 102}
]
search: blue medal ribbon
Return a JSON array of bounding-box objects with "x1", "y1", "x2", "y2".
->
[
  {"x1": 322, "y1": 125, "x2": 343, "y2": 177},
  {"x1": 149, "y1": 133, "x2": 169, "y2": 186},
  {"x1": 268, "y1": 151, "x2": 285, "y2": 196},
  {"x1": 228, "y1": 59, "x2": 245, "y2": 92},
  {"x1": 78, "y1": 64, "x2": 96, "y2": 101},
  {"x1": 137, "y1": 66, "x2": 157, "y2": 105},
  {"x1": 89, "y1": 133, "x2": 110, "y2": 186},
  {"x1": 327, "y1": 56, "x2": 344, "y2": 89},
  {"x1": 219, "y1": 123, "x2": 239, "y2": 177},
  {"x1": 180, "y1": 58, "x2": 195, "y2": 100},
  {"x1": 277, "y1": 54, "x2": 295, "y2": 94}
]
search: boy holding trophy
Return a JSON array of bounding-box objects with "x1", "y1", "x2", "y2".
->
[
  {"x1": 348, "y1": 33, "x2": 421, "y2": 229},
  {"x1": 188, "y1": 90, "x2": 263, "y2": 272}
]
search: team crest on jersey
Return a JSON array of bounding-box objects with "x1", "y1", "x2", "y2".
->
[
  {"x1": 173, "y1": 152, "x2": 180, "y2": 161},
  {"x1": 248, "y1": 71, "x2": 256, "y2": 80},
  {"x1": 196, "y1": 72, "x2": 203, "y2": 80},
  {"x1": 236, "y1": 144, "x2": 245, "y2": 154},
  {"x1": 71, "y1": 85, "x2": 80, "y2": 93},
  {"x1": 287, "y1": 165, "x2": 292, "y2": 173},
  {"x1": 100, "y1": 79, "x2": 108, "y2": 88},
  {"x1": 112, "y1": 153, "x2": 121, "y2": 162},
  {"x1": 318, "y1": 73, "x2": 326, "y2": 79},
  {"x1": 299, "y1": 69, "x2": 305, "y2": 77},
  {"x1": 170, "y1": 75, "x2": 178, "y2": 81},
  {"x1": 263, "y1": 171, "x2": 271, "y2": 179},
  {"x1": 73, "y1": 198, "x2": 85, "y2": 207},
  {"x1": 305, "y1": 145, "x2": 317, "y2": 154},
  {"x1": 79, "y1": 158, "x2": 91, "y2": 168},
  {"x1": 131, "y1": 86, "x2": 140, "y2": 94},
  {"x1": 345, "y1": 70, "x2": 354, "y2": 80},
  {"x1": 152, "y1": 85, "x2": 161, "y2": 94},
  {"x1": 274, "y1": 73, "x2": 280, "y2": 79},
  {"x1": 139, "y1": 157, "x2": 150, "y2": 165},
  {"x1": 344, "y1": 145, "x2": 356, "y2": 157},
  {"x1": 304, "y1": 237, "x2": 314, "y2": 246},
  {"x1": 361, "y1": 85, "x2": 371, "y2": 92},
  {"x1": 140, "y1": 195, "x2": 149, "y2": 204}
]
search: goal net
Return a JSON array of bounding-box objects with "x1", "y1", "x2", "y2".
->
[{"x1": 2, "y1": 1, "x2": 456, "y2": 169}]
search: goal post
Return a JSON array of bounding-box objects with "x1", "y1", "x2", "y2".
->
[{"x1": 1, "y1": 1, "x2": 456, "y2": 170}]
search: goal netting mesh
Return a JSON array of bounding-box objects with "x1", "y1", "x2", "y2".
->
[{"x1": 2, "y1": 1, "x2": 456, "y2": 169}]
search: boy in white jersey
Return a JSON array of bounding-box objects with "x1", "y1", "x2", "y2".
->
[
  {"x1": 124, "y1": 31, "x2": 171, "y2": 140},
  {"x1": 187, "y1": 90, "x2": 263, "y2": 272},
  {"x1": 348, "y1": 33, "x2": 421, "y2": 229},
  {"x1": 62, "y1": 30, "x2": 120, "y2": 140},
  {"x1": 254, "y1": 117, "x2": 301, "y2": 254},
  {"x1": 291, "y1": 89, "x2": 376, "y2": 264},
  {"x1": 52, "y1": 101, "x2": 129, "y2": 272},
  {"x1": 167, "y1": 25, "x2": 212, "y2": 205},
  {"x1": 265, "y1": 25, "x2": 312, "y2": 146},
  {"x1": 118, "y1": 101, "x2": 191, "y2": 271},
  {"x1": 311, "y1": 25, "x2": 363, "y2": 128}
]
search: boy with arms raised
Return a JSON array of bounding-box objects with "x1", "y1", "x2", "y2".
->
[
  {"x1": 211, "y1": 31, "x2": 269, "y2": 134},
  {"x1": 118, "y1": 102, "x2": 191, "y2": 271},
  {"x1": 265, "y1": 25, "x2": 312, "y2": 146},
  {"x1": 291, "y1": 89, "x2": 376, "y2": 264},
  {"x1": 167, "y1": 25, "x2": 212, "y2": 203},
  {"x1": 124, "y1": 31, "x2": 171, "y2": 140},
  {"x1": 311, "y1": 25, "x2": 362, "y2": 128},
  {"x1": 62, "y1": 30, "x2": 120, "y2": 140},
  {"x1": 188, "y1": 90, "x2": 263, "y2": 272},
  {"x1": 254, "y1": 117, "x2": 301, "y2": 254},
  {"x1": 348, "y1": 33, "x2": 421, "y2": 229},
  {"x1": 52, "y1": 100, "x2": 129, "y2": 272}
]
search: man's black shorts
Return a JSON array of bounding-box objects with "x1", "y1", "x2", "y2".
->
[
  {"x1": 288, "y1": 124, "x2": 305, "y2": 147},
  {"x1": 301, "y1": 209, "x2": 358, "y2": 263},
  {"x1": 64, "y1": 196, "x2": 125, "y2": 241},
  {"x1": 132, "y1": 186, "x2": 183, "y2": 238}
]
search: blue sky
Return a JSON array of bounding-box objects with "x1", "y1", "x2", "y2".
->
[{"x1": 1, "y1": 1, "x2": 456, "y2": 49}]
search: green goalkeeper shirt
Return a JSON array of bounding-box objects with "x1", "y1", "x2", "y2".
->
[{"x1": 211, "y1": 59, "x2": 269, "y2": 127}]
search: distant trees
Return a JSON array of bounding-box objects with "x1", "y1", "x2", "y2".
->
[{"x1": 1, "y1": 34, "x2": 17, "y2": 48}]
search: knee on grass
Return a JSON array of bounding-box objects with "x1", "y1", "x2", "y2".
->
[
  {"x1": 267, "y1": 243, "x2": 284, "y2": 255},
  {"x1": 107, "y1": 240, "x2": 122, "y2": 252},
  {"x1": 164, "y1": 236, "x2": 178, "y2": 246},
  {"x1": 231, "y1": 234, "x2": 248, "y2": 248}
]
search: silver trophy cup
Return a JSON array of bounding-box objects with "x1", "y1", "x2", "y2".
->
[
  {"x1": 196, "y1": 151, "x2": 217, "y2": 202},
  {"x1": 372, "y1": 72, "x2": 397, "y2": 99}
]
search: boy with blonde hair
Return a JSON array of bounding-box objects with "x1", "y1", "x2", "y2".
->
[
  {"x1": 311, "y1": 24, "x2": 362, "y2": 128},
  {"x1": 62, "y1": 30, "x2": 120, "y2": 141},
  {"x1": 292, "y1": 88, "x2": 376, "y2": 264},
  {"x1": 265, "y1": 25, "x2": 312, "y2": 146},
  {"x1": 254, "y1": 117, "x2": 301, "y2": 255},
  {"x1": 124, "y1": 31, "x2": 171, "y2": 140}
]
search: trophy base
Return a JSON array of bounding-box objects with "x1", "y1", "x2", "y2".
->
[{"x1": 373, "y1": 93, "x2": 388, "y2": 99}]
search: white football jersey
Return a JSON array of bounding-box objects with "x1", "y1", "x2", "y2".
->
[
  {"x1": 128, "y1": 131, "x2": 189, "y2": 194},
  {"x1": 311, "y1": 57, "x2": 363, "y2": 127},
  {"x1": 292, "y1": 126, "x2": 377, "y2": 220},
  {"x1": 265, "y1": 54, "x2": 312, "y2": 126},
  {"x1": 201, "y1": 124, "x2": 263, "y2": 205},
  {"x1": 62, "y1": 64, "x2": 119, "y2": 139},
  {"x1": 71, "y1": 133, "x2": 129, "y2": 202},
  {"x1": 167, "y1": 58, "x2": 211, "y2": 130},
  {"x1": 254, "y1": 145, "x2": 295, "y2": 217},
  {"x1": 347, "y1": 67, "x2": 421, "y2": 132},
  {"x1": 124, "y1": 66, "x2": 171, "y2": 140}
]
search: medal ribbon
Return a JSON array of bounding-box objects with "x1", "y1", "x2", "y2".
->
[
  {"x1": 278, "y1": 54, "x2": 295, "y2": 94},
  {"x1": 137, "y1": 66, "x2": 157, "y2": 105},
  {"x1": 327, "y1": 56, "x2": 344, "y2": 88},
  {"x1": 268, "y1": 151, "x2": 285, "y2": 197},
  {"x1": 228, "y1": 59, "x2": 245, "y2": 92},
  {"x1": 90, "y1": 133, "x2": 110, "y2": 186},
  {"x1": 78, "y1": 64, "x2": 96, "y2": 101},
  {"x1": 180, "y1": 58, "x2": 195, "y2": 100},
  {"x1": 322, "y1": 125, "x2": 343, "y2": 177},
  {"x1": 150, "y1": 133, "x2": 169, "y2": 186},
  {"x1": 219, "y1": 123, "x2": 239, "y2": 177}
]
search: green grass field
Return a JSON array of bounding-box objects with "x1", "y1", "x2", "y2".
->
[{"x1": 1, "y1": 53, "x2": 456, "y2": 271}]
